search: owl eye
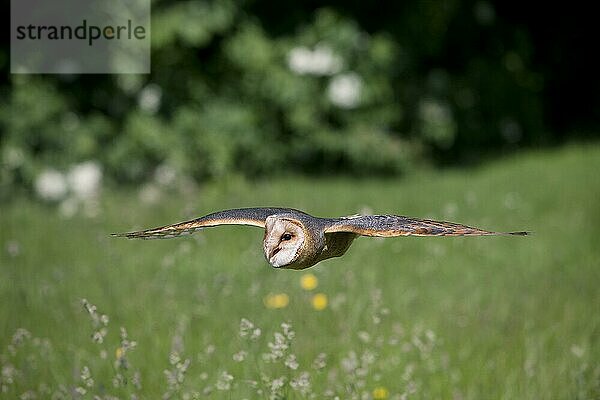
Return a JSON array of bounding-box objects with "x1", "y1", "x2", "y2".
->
[{"x1": 281, "y1": 233, "x2": 293, "y2": 241}]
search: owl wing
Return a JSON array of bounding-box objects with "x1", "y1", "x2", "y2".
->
[
  {"x1": 112, "y1": 207, "x2": 295, "y2": 239},
  {"x1": 323, "y1": 215, "x2": 528, "y2": 237}
]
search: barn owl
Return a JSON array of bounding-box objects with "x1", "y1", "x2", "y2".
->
[{"x1": 112, "y1": 208, "x2": 527, "y2": 270}]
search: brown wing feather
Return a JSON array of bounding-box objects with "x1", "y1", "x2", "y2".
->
[
  {"x1": 324, "y1": 215, "x2": 528, "y2": 237},
  {"x1": 111, "y1": 207, "x2": 294, "y2": 239}
]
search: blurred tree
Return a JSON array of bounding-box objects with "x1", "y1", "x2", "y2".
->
[{"x1": 1, "y1": 0, "x2": 598, "y2": 196}]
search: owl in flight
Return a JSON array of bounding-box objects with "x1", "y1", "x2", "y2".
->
[
  {"x1": 113, "y1": 207, "x2": 527, "y2": 270},
  {"x1": 112, "y1": 208, "x2": 528, "y2": 269}
]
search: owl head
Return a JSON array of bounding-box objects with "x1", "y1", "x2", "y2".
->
[{"x1": 263, "y1": 216, "x2": 306, "y2": 268}]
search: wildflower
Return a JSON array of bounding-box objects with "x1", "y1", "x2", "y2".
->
[
  {"x1": 264, "y1": 293, "x2": 289, "y2": 309},
  {"x1": 373, "y1": 386, "x2": 389, "y2": 399},
  {"x1": 81, "y1": 299, "x2": 109, "y2": 344},
  {"x1": 290, "y1": 372, "x2": 311, "y2": 395},
  {"x1": 20, "y1": 390, "x2": 37, "y2": 400},
  {"x1": 35, "y1": 169, "x2": 67, "y2": 201},
  {"x1": 233, "y1": 350, "x2": 247, "y2": 362},
  {"x1": 138, "y1": 83, "x2": 162, "y2": 114},
  {"x1": 357, "y1": 331, "x2": 371, "y2": 343},
  {"x1": 287, "y1": 44, "x2": 342, "y2": 76},
  {"x1": 311, "y1": 293, "x2": 328, "y2": 311},
  {"x1": 300, "y1": 273, "x2": 318, "y2": 290},
  {"x1": 67, "y1": 161, "x2": 102, "y2": 199},
  {"x1": 270, "y1": 376, "x2": 286, "y2": 392},
  {"x1": 154, "y1": 164, "x2": 177, "y2": 186},
  {"x1": 281, "y1": 322, "x2": 295, "y2": 340},
  {"x1": 341, "y1": 351, "x2": 359, "y2": 374},
  {"x1": 80, "y1": 366, "x2": 94, "y2": 388},
  {"x1": 284, "y1": 354, "x2": 299, "y2": 370},
  {"x1": 6, "y1": 241, "x2": 20, "y2": 258},
  {"x1": 239, "y1": 318, "x2": 255, "y2": 338},
  {"x1": 327, "y1": 72, "x2": 362, "y2": 109},
  {"x1": 251, "y1": 328, "x2": 262, "y2": 340},
  {"x1": 11, "y1": 328, "x2": 31, "y2": 346},
  {"x1": 361, "y1": 350, "x2": 376, "y2": 365},
  {"x1": 216, "y1": 371, "x2": 233, "y2": 391},
  {"x1": 266, "y1": 333, "x2": 289, "y2": 361},
  {"x1": 239, "y1": 318, "x2": 261, "y2": 340},
  {"x1": 571, "y1": 345, "x2": 585, "y2": 358},
  {"x1": 312, "y1": 353, "x2": 327, "y2": 370},
  {"x1": 113, "y1": 373, "x2": 126, "y2": 388},
  {"x1": 132, "y1": 371, "x2": 142, "y2": 390},
  {"x1": 115, "y1": 347, "x2": 124, "y2": 359},
  {"x1": 164, "y1": 353, "x2": 191, "y2": 396}
]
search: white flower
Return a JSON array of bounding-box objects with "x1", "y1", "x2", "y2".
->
[
  {"x1": 284, "y1": 354, "x2": 299, "y2": 370},
  {"x1": 327, "y1": 73, "x2": 362, "y2": 108},
  {"x1": 216, "y1": 371, "x2": 233, "y2": 391},
  {"x1": 281, "y1": 322, "x2": 295, "y2": 340},
  {"x1": 35, "y1": 169, "x2": 67, "y2": 201},
  {"x1": 312, "y1": 353, "x2": 327, "y2": 370},
  {"x1": 287, "y1": 44, "x2": 342, "y2": 76},
  {"x1": 138, "y1": 83, "x2": 162, "y2": 114},
  {"x1": 68, "y1": 161, "x2": 102, "y2": 199},
  {"x1": 290, "y1": 372, "x2": 311, "y2": 395},
  {"x1": 270, "y1": 376, "x2": 286, "y2": 392},
  {"x1": 265, "y1": 332, "x2": 288, "y2": 361},
  {"x1": 357, "y1": 331, "x2": 371, "y2": 343},
  {"x1": 154, "y1": 164, "x2": 177, "y2": 186},
  {"x1": 251, "y1": 328, "x2": 262, "y2": 340},
  {"x1": 341, "y1": 351, "x2": 359, "y2": 373},
  {"x1": 239, "y1": 318, "x2": 255, "y2": 338},
  {"x1": 233, "y1": 350, "x2": 247, "y2": 362}
]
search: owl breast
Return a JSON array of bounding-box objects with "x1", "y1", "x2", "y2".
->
[{"x1": 316, "y1": 232, "x2": 357, "y2": 264}]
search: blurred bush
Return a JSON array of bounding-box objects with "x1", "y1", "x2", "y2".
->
[{"x1": 1, "y1": 1, "x2": 597, "y2": 197}]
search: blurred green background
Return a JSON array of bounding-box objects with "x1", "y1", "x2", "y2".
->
[
  {"x1": 2, "y1": 0, "x2": 599, "y2": 192},
  {"x1": 1, "y1": 1, "x2": 599, "y2": 399}
]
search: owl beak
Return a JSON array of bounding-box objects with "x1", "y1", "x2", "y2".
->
[{"x1": 269, "y1": 247, "x2": 281, "y2": 260}]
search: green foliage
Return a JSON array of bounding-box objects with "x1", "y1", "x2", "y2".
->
[
  {"x1": 1, "y1": 145, "x2": 599, "y2": 398},
  {"x1": 0, "y1": 2, "x2": 566, "y2": 193}
]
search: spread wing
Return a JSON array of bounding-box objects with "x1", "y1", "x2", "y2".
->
[
  {"x1": 324, "y1": 215, "x2": 528, "y2": 237},
  {"x1": 111, "y1": 207, "x2": 294, "y2": 239}
]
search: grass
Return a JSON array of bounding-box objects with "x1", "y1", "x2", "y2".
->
[{"x1": 1, "y1": 144, "x2": 599, "y2": 399}]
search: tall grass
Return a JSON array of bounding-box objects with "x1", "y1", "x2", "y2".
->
[{"x1": 1, "y1": 145, "x2": 599, "y2": 399}]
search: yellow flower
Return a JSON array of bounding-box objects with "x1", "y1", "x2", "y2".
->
[
  {"x1": 264, "y1": 293, "x2": 289, "y2": 309},
  {"x1": 372, "y1": 387, "x2": 389, "y2": 399},
  {"x1": 115, "y1": 347, "x2": 124, "y2": 359},
  {"x1": 300, "y1": 273, "x2": 318, "y2": 290},
  {"x1": 311, "y1": 293, "x2": 328, "y2": 311}
]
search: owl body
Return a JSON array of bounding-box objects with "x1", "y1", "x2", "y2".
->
[
  {"x1": 262, "y1": 211, "x2": 354, "y2": 269},
  {"x1": 113, "y1": 207, "x2": 527, "y2": 270}
]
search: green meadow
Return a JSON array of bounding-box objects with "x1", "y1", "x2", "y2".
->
[{"x1": 1, "y1": 144, "x2": 599, "y2": 399}]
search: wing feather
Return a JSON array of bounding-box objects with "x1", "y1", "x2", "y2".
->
[
  {"x1": 324, "y1": 215, "x2": 528, "y2": 237},
  {"x1": 111, "y1": 207, "x2": 294, "y2": 239}
]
